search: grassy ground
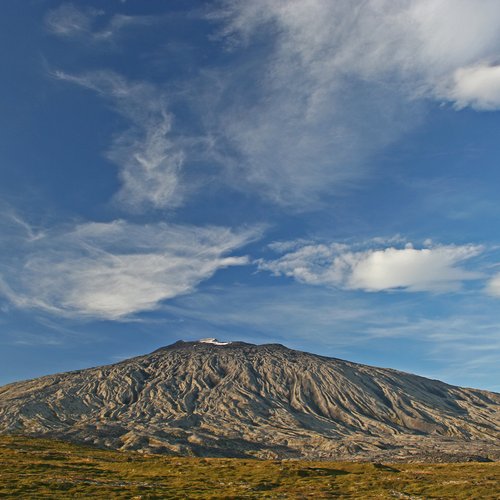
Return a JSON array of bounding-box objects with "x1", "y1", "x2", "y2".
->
[{"x1": 0, "y1": 435, "x2": 498, "y2": 499}]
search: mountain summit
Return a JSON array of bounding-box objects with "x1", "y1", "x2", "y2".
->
[
  {"x1": 0, "y1": 341, "x2": 498, "y2": 461},
  {"x1": 197, "y1": 338, "x2": 233, "y2": 345}
]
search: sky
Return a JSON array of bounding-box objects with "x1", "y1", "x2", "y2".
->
[{"x1": 1, "y1": 0, "x2": 500, "y2": 391}]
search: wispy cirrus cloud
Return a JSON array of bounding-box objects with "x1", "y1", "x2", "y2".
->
[
  {"x1": 45, "y1": 3, "x2": 154, "y2": 43},
  {"x1": 54, "y1": 70, "x2": 188, "y2": 212},
  {"x1": 48, "y1": 2, "x2": 500, "y2": 211},
  {"x1": 258, "y1": 239, "x2": 483, "y2": 293},
  {"x1": 206, "y1": 0, "x2": 500, "y2": 208},
  {"x1": 0, "y1": 216, "x2": 261, "y2": 320},
  {"x1": 218, "y1": 0, "x2": 500, "y2": 107},
  {"x1": 45, "y1": 3, "x2": 95, "y2": 38}
]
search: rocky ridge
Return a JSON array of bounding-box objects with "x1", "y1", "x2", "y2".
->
[{"x1": 0, "y1": 340, "x2": 498, "y2": 461}]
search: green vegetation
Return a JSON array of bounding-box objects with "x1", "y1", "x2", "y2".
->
[{"x1": 0, "y1": 435, "x2": 498, "y2": 499}]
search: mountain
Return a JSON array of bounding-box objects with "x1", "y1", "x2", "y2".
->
[{"x1": 0, "y1": 339, "x2": 498, "y2": 461}]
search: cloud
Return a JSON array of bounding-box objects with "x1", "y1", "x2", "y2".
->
[
  {"x1": 258, "y1": 240, "x2": 483, "y2": 293},
  {"x1": 54, "y1": 70, "x2": 187, "y2": 211},
  {"x1": 206, "y1": 0, "x2": 500, "y2": 207},
  {"x1": 45, "y1": 3, "x2": 153, "y2": 43},
  {"x1": 45, "y1": 3, "x2": 95, "y2": 38},
  {"x1": 218, "y1": 0, "x2": 500, "y2": 103},
  {"x1": 49, "y1": 2, "x2": 500, "y2": 211},
  {"x1": 486, "y1": 273, "x2": 500, "y2": 297},
  {"x1": 0, "y1": 217, "x2": 260, "y2": 319},
  {"x1": 449, "y1": 64, "x2": 500, "y2": 110}
]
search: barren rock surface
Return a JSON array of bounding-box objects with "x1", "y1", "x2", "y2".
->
[{"x1": 0, "y1": 340, "x2": 498, "y2": 461}]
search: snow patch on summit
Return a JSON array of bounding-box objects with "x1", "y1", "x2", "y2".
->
[{"x1": 198, "y1": 338, "x2": 231, "y2": 346}]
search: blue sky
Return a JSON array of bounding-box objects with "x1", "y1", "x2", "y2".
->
[{"x1": 1, "y1": 0, "x2": 500, "y2": 391}]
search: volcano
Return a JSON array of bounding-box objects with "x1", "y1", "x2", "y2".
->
[{"x1": 0, "y1": 340, "x2": 498, "y2": 461}]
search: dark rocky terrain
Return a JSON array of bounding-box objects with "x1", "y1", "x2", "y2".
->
[{"x1": 0, "y1": 339, "x2": 498, "y2": 461}]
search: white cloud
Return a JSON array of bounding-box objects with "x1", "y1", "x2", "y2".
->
[
  {"x1": 346, "y1": 246, "x2": 482, "y2": 292},
  {"x1": 207, "y1": 0, "x2": 500, "y2": 207},
  {"x1": 449, "y1": 64, "x2": 500, "y2": 110},
  {"x1": 54, "y1": 70, "x2": 186, "y2": 211},
  {"x1": 49, "y1": 2, "x2": 500, "y2": 211},
  {"x1": 219, "y1": 0, "x2": 500, "y2": 103},
  {"x1": 0, "y1": 218, "x2": 260, "y2": 319},
  {"x1": 45, "y1": 3, "x2": 153, "y2": 43},
  {"x1": 259, "y1": 240, "x2": 483, "y2": 293},
  {"x1": 486, "y1": 273, "x2": 500, "y2": 297},
  {"x1": 45, "y1": 3, "x2": 95, "y2": 38}
]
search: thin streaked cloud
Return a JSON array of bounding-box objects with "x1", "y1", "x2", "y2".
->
[{"x1": 0, "y1": 217, "x2": 261, "y2": 319}]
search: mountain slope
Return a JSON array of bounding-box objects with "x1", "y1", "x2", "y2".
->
[{"x1": 0, "y1": 340, "x2": 498, "y2": 461}]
